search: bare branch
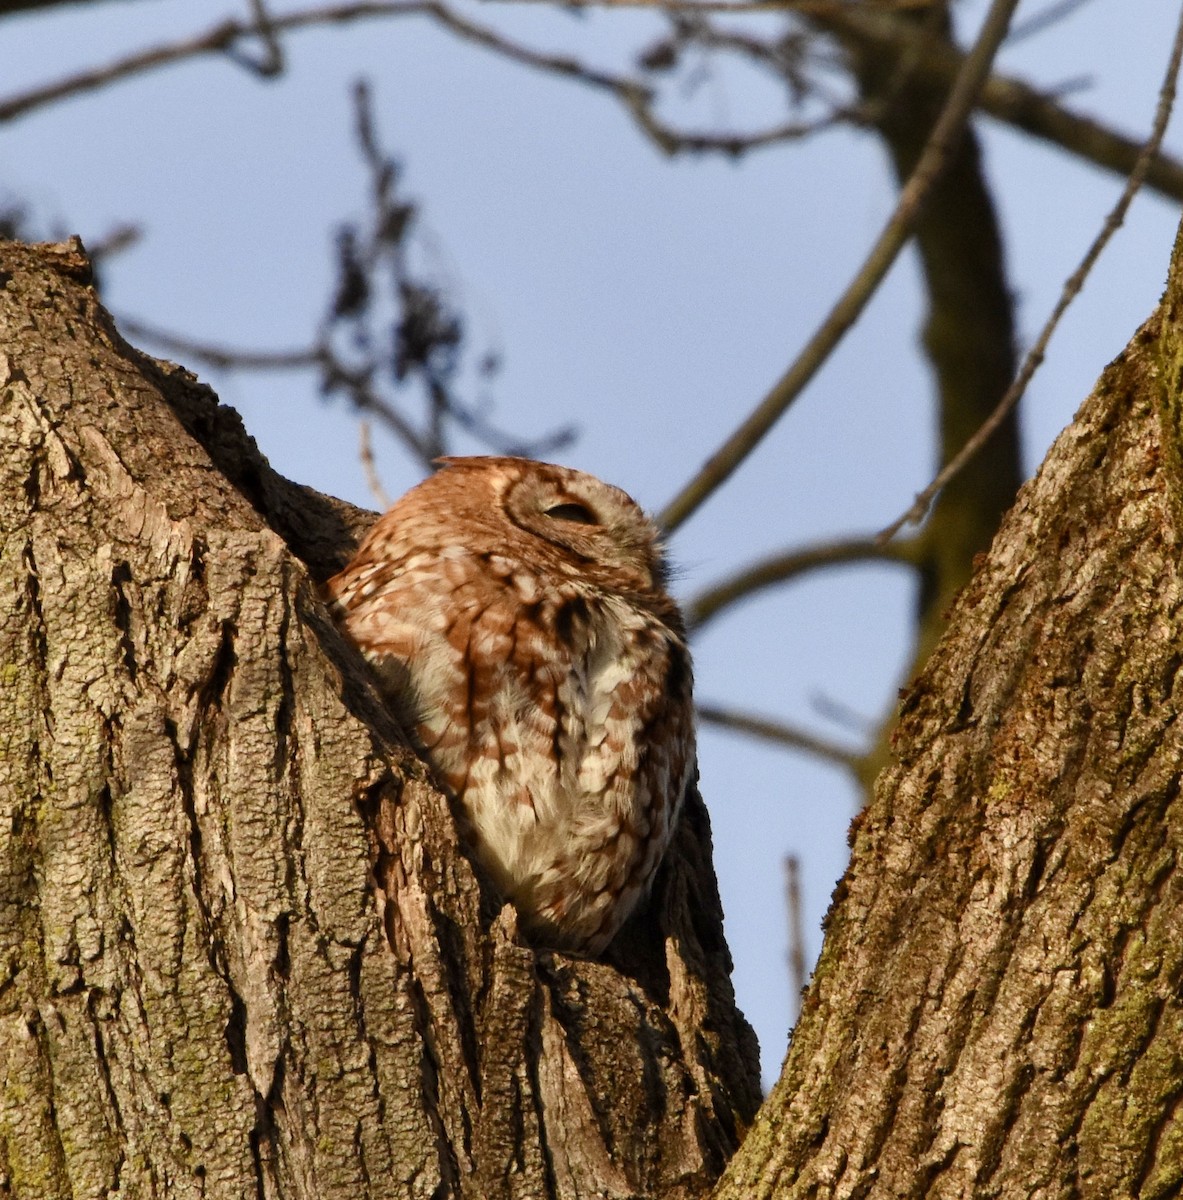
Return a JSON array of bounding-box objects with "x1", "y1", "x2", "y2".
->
[
  {"x1": 628, "y1": 107, "x2": 847, "y2": 156},
  {"x1": 697, "y1": 701, "x2": 865, "y2": 771},
  {"x1": 784, "y1": 855, "x2": 806, "y2": 1027},
  {"x1": 420, "y1": 4, "x2": 847, "y2": 155},
  {"x1": 227, "y1": 0, "x2": 287, "y2": 76},
  {"x1": 117, "y1": 317, "x2": 320, "y2": 370},
  {"x1": 686, "y1": 536, "x2": 918, "y2": 633},
  {"x1": 657, "y1": 0, "x2": 1021, "y2": 534},
  {"x1": 0, "y1": 0, "x2": 148, "y2": 15},
  {"x1": 500, "y1": 0, "x2": 938, "y2": 13},
  {"x1": 119, "y1": 314, "x2": 440, "y2": 467},
  {"x1": 120, "y1": 81, "x2": 574, "y2": 473},
  {"x1": 817, "y1": 5, "x2": 1183, "y2": 203},
  {"x1": 318, "y1": 354, "x2": 438, "y2": 469},
  {"x1": 0, "y1": 1, "x2": 628, "y2": 125},
  {"x1": 6, "y1": 0, "x2": 1182, "y2": 209},
  {"x1": 0, "y1": 15, "x2": 269, "y2": 121},
  {"x1": 86, "y1": 223, "x2": 142, "y2": 264},
  {"x1": 877, "y1": 2, "x2": 1183, "y2": 543},
  {"x1": 498, "y1": 0, "x2": 1183, "y2": 196}
]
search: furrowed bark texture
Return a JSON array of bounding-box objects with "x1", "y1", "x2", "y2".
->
[
  {"x1": 0, "y1": 239, "x2": 759, "y2": 1200},
  {"x1": 715, "y1": 226, "x2": 1183, "y2": 1197}
]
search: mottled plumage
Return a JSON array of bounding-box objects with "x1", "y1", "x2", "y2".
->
[{"x1": 325, "y1": 456, "x2": 695, "y2": 953}]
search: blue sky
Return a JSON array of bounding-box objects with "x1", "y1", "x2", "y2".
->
[{"x1": 6, "y1": 0, "x2": 1181, "y2": 1085}]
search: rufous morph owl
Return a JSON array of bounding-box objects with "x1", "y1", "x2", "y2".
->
[{"x1": 325, "y1": 455, "x2": 695, "y2": 953}]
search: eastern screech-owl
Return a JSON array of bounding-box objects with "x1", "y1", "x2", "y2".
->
[{"x1": 325, "y1": 455, "x2": 695, "y2": 953}]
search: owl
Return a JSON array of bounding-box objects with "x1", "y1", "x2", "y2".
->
[{"x1": 325, "y1": 455, "x2": 695, "y2": 954}]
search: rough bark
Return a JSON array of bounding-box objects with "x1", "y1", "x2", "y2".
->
[
  {"x1": 0, "y1": 238, "x2": 760, "y2": 1200},
  {"x1": 715, "y1": 223, "x2": 1183, "y2": 1197}
]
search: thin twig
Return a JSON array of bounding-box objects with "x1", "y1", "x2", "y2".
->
[
  {"x1": 503, "y1": 0, "x2": 936, "y2": 11},
  {"x1": 120, "y1": 313, "x2": 440, "y2": 468},
  {"x1": 1, "y1": 15, "x2": 267, "y2": 121},
  {"x1": 6, "y1": 0, "x2": 1180, "y2": 208},
  {"x1": 629, "y1": 108, "x2": 847, "y2": 156},
  {"x1": 877, "y1": 3, "x2": 1183, "y2": 543},
  {"x1": 817, "y1": 6, "x2": 1183, "y2": 203},
  {"x1": 809, "y1": 690, "x2": 877, "y2": 738},
  {"x1": 784, "y1": 855, "x2": 807, "y2": 1027},
  {"x1": 657, "y1": 0, "x2": 1021, "y2": 534},
  {"x1": 421, "y1": 3, "x2": 638, "y2": 92},
  {"x1": 117, "y1": 317, "x2": 320, "y2": 370},
  {"x1": 490, "y1": 0, "x2": 1183, "y2": 196},
  {"x1": 696, "y1": 702, "x2": 864, "y2": 770},
  {"x1": 0, "y1": 3, "x2": 522, "y2": 123},
  {"x1": 1008, "y1": 0, "x2": 1100, "y2": 44},
  {"x1": 4, "y1": 0, "x2": 1180, "y2": 209},
  {"x1": 686, "y1": 535, "x2": 917, "y2": 632},
  {"x1": 232, "y1": 0, "x2": 286, "y2": 76},
  {"x1": 86, "y1": 224, "x2": 142, "y2": 263},
  {"x1": 358, "y1": 419, "x2": 394, "y2": 508},
  {"x1": 424, "y1": 2, "x2": 845, "y2": 154},
  {"x1": 318, "y1": 356, "x2": 438, "y2": 470}
]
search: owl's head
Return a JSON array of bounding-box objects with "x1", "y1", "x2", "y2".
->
[{"x1": 431, "y1": 456, "x2": 671, "y2": 598}]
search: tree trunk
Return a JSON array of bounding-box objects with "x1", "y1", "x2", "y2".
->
[
  {"x1": 0, "y1": 238, "x2": 759, "y2": 1200},
  {"x1": 11, "y1": 211, "x2": 1183, "y2": 1200},
  {"x1": 715, "y1": 222, "x2": 1183, "y2": 1197}
]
